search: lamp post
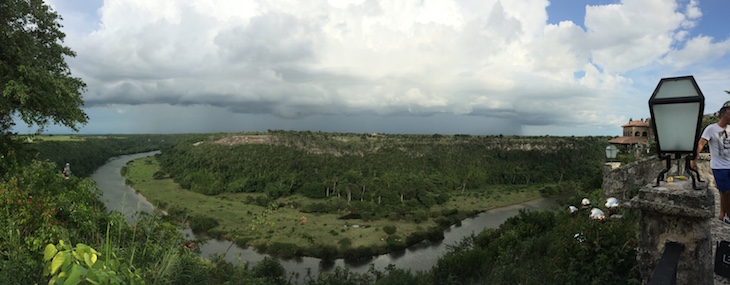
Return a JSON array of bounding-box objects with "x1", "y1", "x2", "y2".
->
[
  {"x1": 605, "y1": 145, "x2": 618, "y2": 162},
  {"x1": 647, "y1": 75, "x2": 705, "y2": 189}
]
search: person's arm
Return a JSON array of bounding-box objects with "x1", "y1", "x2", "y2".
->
[{"x1": 691, "y1": 137, "x2": 708, "y2": 169}]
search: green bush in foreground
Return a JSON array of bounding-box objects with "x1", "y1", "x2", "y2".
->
[
  {"x1": 431, "y1": 189, "x2": 640, "y2": 285},
  {"x1": 0, "y1": 161, "x2": 289, "y2": 284},
  {"x1": 43, "y1": 240, "x2": 145, "y2": 285}
]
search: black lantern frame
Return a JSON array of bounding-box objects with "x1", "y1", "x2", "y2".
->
[{"x1": 648, "y1": 76, "x2": 705, "y2": 189}]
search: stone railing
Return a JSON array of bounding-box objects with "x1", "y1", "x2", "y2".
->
[
  {"x1": 602, "y1": 154, "x2": 710, "y2": 200},
  {"x1": 603, "y1": 154, "x2": 714, "y2": 284},
  {"x1": 633, "y1": 179, "x2": 713, "y2": 284}
]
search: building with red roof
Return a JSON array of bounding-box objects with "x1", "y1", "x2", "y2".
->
[{"x1": 608, "y1": 118, "x2": 653, "y2": 149}]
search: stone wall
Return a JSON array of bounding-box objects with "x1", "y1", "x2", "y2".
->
[
  {"x1": 602, "y1": 154, "x2": 710, "y2": 200},
  {"x1": 632, "y1": 180, "x2": 714, "y2": 285}
]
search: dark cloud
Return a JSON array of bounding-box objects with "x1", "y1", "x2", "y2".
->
[{"x1": 24, "y1": 0, "x2": 730, "y2": 136}]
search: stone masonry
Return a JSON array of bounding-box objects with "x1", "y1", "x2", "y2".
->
[
  {"x1": 605, "y1": 154, "x2": 730, "y2": 284},
  {"x1": 603, "y1": 155, "x2": 665, "y2": 200},
  {"x1": 632, "y1": 180, "x2": 713, "y2": 284}
]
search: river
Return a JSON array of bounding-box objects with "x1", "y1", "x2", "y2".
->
[{"x1": 91, "y1": 151, "x2": 555, "y2": 282}]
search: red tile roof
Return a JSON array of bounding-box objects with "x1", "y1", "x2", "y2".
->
[{"x1": 608, "y1": 136, "x2": 649, "y2": 145}]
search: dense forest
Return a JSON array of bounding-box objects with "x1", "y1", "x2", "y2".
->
[
  {"x1": 126, "y1": 131, "x2": 620, "y2": 263},
  {"x1": 29, "y1": 134, "x2": 184, "y2": 177},
  {"x1": 158, "y1": 131, "x2": 607, "y2": 211}
]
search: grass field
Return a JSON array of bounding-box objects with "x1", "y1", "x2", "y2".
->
[
  {"x1": 123, "y1": 156, "x2": 545, "y2": 258},
  {"x1": 18, "y1": 134, "x2": 127, "y2": 142},
  {"x1": 18, "y1": 135, "x2": 85, "y2": 142}
]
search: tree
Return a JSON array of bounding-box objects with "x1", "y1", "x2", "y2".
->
[{"x1": 1, "y1": 0, "x2": 88, "y2": 168}]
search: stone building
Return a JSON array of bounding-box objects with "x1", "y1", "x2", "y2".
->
[{"x1": 608, "y1": 118, "x2": 654, "y2": 151}]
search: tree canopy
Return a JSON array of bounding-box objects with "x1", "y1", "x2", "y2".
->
[{"x1": 0, "y1": 0, "x2": 87, "y2": 168}]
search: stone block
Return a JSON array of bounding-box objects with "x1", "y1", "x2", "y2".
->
[{"x1": 631, "y1": 181, "x2": 714, "y2": 285}]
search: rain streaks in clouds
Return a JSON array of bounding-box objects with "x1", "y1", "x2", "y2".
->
[{"x1": 32, "y1": 0, "x2": 730, "y2": 135}]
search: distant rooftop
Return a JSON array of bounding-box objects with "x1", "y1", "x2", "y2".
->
[{"x1": 621, "y1": 118, "x2": 650, "y2": 128}]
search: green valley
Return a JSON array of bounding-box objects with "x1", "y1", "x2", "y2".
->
[{"x1": 121, "y1": 131, "x2": 609, "y2": 260}]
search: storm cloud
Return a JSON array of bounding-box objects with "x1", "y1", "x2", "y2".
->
[{"x1": 36, "y1": 0, "x2": 730, "y2": 135}]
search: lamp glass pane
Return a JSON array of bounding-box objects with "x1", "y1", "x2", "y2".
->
[
  {"x1": 605, "y1": 145, "x2": 617, "y2": 158},
  {"x1": 654, "y1": 79, "x2": 699, "y2": 99},
  {"x1": 653, "y1": 102, "x2": 700, "y2": 152}
]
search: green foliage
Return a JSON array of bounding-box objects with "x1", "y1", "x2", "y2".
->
[
  {"x1": 431, "y1": 189, "x2": 640, "y2": 285},
  {"x1": 152, "y1": 170, "x2": 166, "y2": 179},
  {"x1": 1, "y1": 157, "x2": 291, "y2": 284},
  {"x1": 0, "y1": 0, "x2": 88, "y2": 134},
  {"x1": 0, "y1": 0, "x2": 90, "y2": 175},
  {"x1": 701, "y1": 115, "x2": 719, "y2": 134},
  {"x1": 32, "y1": 134, "x2": 182, "y2": 177},
  {"x1": 338, "y1": 237, "x2": 352, "y2": 249},
  {"x1": 405, "y1": 231, "x2": 427, "y2": 246},
  {"x1": 382, "y1": 225, "x2": 397, "y2": 235},
  {"x1": 252, "y1": 257, "x2": 287, "y2": 285},
  {"x1": 188, "y1": 214, "x2": 220, "y2": 233},
  {"x1": 267, "y1": 242, "x2": 301, "y2": 258},
  {"x1": 43, "y1": 240, "x2": 145, "y2": 285},
  {"x1": 1, "y1": 131, "x2": 643, "y2": 285},
  {"x1": 425, "y1": 227, "x2": 444, "y2": 242},
  {"x1": 386, "y1": 235, "x2": 405, "y2": 251},
  {"x1": 158, "y1": 132, "x2": 609, "y2": 223}
]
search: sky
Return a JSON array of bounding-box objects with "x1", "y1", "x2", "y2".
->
[{"x1": 14, "y1": 0, "x2": 730, "y2": 136}]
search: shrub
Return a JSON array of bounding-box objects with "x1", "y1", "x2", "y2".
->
[
  {"x1": 386, "y1": 235, "x2": 406, "y2": 251},
  {"x1": 152, "y1": 171, "x2": 166, "y2": 179},
  {"x1": 301, "y1": 182, "x2": 326, "y2": 198},
  {"x1": 314, "y1": 244, "x2": 339, "y2": 262},
  {"x1": 338, "y1": 237, "x2": 352, "y2": 249},
  {"x1": 426, "y1": 227, "x2": 444, "y2": 242},
  {"x1": 267, "y1": 242, "x2": 300, "y2": 258},
  {"x1": 431, "y1": 192, "x2": 640, "y2": 285},
  {"x1": 252, "y1": 257, "x2": 286, "y2": 285},
  {"x1": 188, "y1": 215, "x2": 219, "y2": 233},
  {"x1": 405, "y1": 231, "x2": 427, "y2": 246},
  {"x1": 434, "y1": 217, "x2": 451, "y2": 228},
  {"x1": 343, "y1": 246, "x2": 374, "y2": 262},
  {"x1": 383, "y1": 225, "x2": 397, "y2": 235}
]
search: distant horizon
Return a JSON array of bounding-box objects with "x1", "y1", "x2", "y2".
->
[{"x1": 17, "y1": 130, "x2": 618, "y2": 137}]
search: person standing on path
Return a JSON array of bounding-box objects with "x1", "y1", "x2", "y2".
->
[{"x1": 692, "y1": 101, "x2": 730, "y2": 223}]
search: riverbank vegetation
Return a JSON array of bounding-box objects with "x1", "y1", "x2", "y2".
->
[
  {"x1": 124, "y1": 155, "x2": 549, "y2": 260},
  {"x1": 1, "y1": 132, "x2": 640, "y2": 284},
  {"x1": 1, "y1": 156, "x2": 638, "y2": 284},
  {"x1": 0, "y1": 160, "x2": 309, "y2": 284},
  {"x1": 30, "y1": 134, "x2": 186, "y2": 177},
  {"x1": 141, "y1": 131, "x2": 609, "y2": 260}
]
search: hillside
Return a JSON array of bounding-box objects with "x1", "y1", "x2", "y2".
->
[
  {"x1": 158, "y1": 131, "x2": 609, "y2": 198},
  {"x1": 128, "y1": 131, "x2": 612, "y2": 259}
]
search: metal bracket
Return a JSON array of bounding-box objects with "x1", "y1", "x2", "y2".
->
[
  {"x1": 685, "y1": 155, "x2": 705, "y2": 190},
  {"x1": 654, "y1": 154, "x2": 672, "y2": 187}
]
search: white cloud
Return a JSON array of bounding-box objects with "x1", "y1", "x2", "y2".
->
[
  {"x1": 682, "y1": 0, "x2": 702, "y2": 28},
  {"x1": 663, "y1": 36, "x2": 730, "y2": 68},
  {"x1": 584, "y1": 0, "x2": 685, "y2": 73},
  {"x1": 42, "y1": 0, "x2": 730, "y2": 135}
]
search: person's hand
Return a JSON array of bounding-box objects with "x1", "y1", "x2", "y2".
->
[{"x1": 690, "y1": 159, "x2": 697, "y2": 170}]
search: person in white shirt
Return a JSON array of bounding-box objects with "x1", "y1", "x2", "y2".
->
[{"x1": 692, "y1": 101, "x2": 730, "y2": 223}]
